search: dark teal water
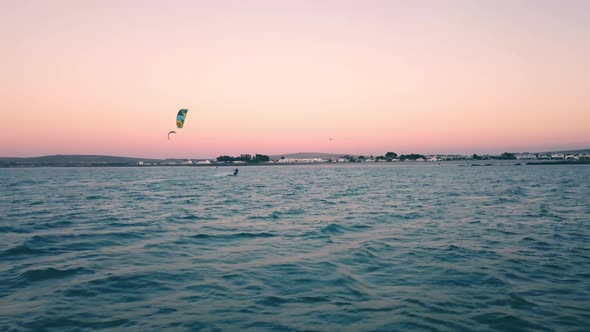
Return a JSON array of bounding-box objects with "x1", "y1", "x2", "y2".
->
[{"x1": 1, "y1": 164, "x2": 589, "y2": 331}]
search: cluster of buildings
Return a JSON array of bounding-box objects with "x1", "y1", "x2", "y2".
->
[
  {"x1": 137, "y1": 160, "x2": 196, "y2": 166},
  {"x1": 262, "y1": 152, "x2": 590, "y2": 164},
  {"x1": 136, "y1": 152, "x2": 590, "y2": 166},
  {"x1": 272, "y1": 156, "x2": 426, "y2": 163},
  {"x1": 275, "y1": 158, "x2": 332, "y2": 163},
  {"x1": 136, "y1": 159, "x2": 249, "y2": 166},
  {"x1": 516, "y1": 153, "x2": 590, "y2": 160}
]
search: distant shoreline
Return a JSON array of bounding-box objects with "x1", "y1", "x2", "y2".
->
[
  {"x1": 2, "y1": 149, "x2": 588, "y2": 168},
  {"x1": 1, "y1": 160, "x2": 589, "y2": 168}
]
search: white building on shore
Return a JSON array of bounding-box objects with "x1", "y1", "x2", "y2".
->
[{"x1": 276, "y1": 158, "x2": 326, "y2": 164}]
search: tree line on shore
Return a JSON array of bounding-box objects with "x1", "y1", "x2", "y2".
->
[
  {"x1": 342, "y1": 152, "x2": 427, "y2": 162},
  {"x1": 472, "y1": 152, "x2": 516, "y2": 160},
  {"x1": 215, "y1": 152, "x2": 428, "y2": 163},
  {"x1": 216, "y1": 154, "x2": 270, "y2": 163}
]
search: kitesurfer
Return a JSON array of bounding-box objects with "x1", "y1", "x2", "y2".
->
[{"x1": 233, "y1": 168, "x2": 239, "y2": 176}]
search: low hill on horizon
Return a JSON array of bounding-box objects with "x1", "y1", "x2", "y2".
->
[
  {"x1": 0, "y1": 154, "x2": 206, "y2": 166},
  {"x1": 0, "y1": 155, "x2": 156, "y2": 164}
]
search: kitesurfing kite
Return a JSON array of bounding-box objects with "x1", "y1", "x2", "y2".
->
[
  {"x1": 168, "y1": 109, "x2": 188, "y2": 140},
  {"x1": 176, "y1": 109, "x2": 188, "y2": 128}
]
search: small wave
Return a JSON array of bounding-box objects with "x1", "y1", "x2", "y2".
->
[
  {"x1": 182, "y1": 214, "x2": 205, "y2": 220},
  {"x1": 319, "y1": 223, "x2": 370, "y2": 236},
  {"x1": 285, "y1": 208, "x2": 305, "y2": 215},
  {"x1": 188, "y1": 232, "x2": 276, "y2": 240},
  {"x1": 21, "y1": 267, "x2": 87, "y2": 282},
  {"x1": 23, "y1": 317, "x2": 129, "y2": 330},
  {"x1": 320, "y1": 223, "x2": 347, "y2": 235},
  {"x1": 44, "y1": 219, "x2": 75, "y2": 228},
  {"x1": 472, "y1": 311, "x2": 546, "y2": 331},
  {"x1": 487, "y1": 228, "x2": 517, "y2": 236},
  {"x1": 447, "y1": 243, "x2": 464, "y2": 250},
  {"x1": 509, "y1": 187, "x2": 528, "y2": 196},
  {"x1": 97, "y1": 216, "x2": 120, "y2": 223},
  {"x1": 246, "y1": 215, "x2": 269, "y2": 220},
  {"x1": 0, "y1": 225, "x2": 29, "y2": 233},
  {"x1": 86, "y1": 195, "x2": 107, "y2": 200},
  {"x1": 317, "y1": 198, "x2": 338, "y2": 205},
  {"x1": 495, "y1": 197, "x2": 517, "y2": 204},
  {"x1": 87, "y1": 274, "x2": 172, "y2": 294},
  {"x1": 26, "y1": 235, "x2": 60, "y2": 246},
  {"x1": 247, "y1": 210, "x2": 297, "y2": 220},
  {"x1": 297, "y1": 296, "x2": 329, "y2": 304},
  {"x1": 490, "y1": 293, "x2": 539, "y2": 310},
  {"x1": 257, "y1": 295, "x2": 290, "y2": 306},
  {"x1": 1, "y1": 243, "x2": 45, "y2": 257},
  {"x1": 19, "y1": 232, "x2": 144, "y2": 253},
  {"x1": 399, "y1": 212, "x2": 422, "y2": 220},
  {"x1": 519, "y1": 236, "x2": 551, "y2": 248},
  {"x1": 61, "y1": 287, "x2": 99, "y2": 298},
  {"x1": 156, "y1": 307, "x2": 177, "y2": 314}
]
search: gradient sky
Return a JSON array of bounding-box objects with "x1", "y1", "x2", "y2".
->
[{"x1": 1, "y1": 0, "x2": 589, "y2": 158}]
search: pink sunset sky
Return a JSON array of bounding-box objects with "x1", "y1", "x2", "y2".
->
[{"x1": 1, "y1": 0, "x2": 589, "y2": 158}]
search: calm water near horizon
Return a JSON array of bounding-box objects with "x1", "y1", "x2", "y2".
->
[{"x1": 1, "y1": 164, "x2": 589, "y2": 331}]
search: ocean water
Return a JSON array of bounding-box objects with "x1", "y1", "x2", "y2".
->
[{"x1": 1, "y1": 164, "x2": 589, "y2": 331}]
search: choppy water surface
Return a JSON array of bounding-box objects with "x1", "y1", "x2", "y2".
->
[{"x1": 1, "y1": 164, "x2": 589, "y2": 331}]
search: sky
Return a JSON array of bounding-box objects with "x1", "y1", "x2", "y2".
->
[{"x1": 1, "y1": 0, "x2": 589, "y2": 158}]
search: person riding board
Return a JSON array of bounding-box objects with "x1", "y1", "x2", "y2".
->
[{"x1": 233, "y1": 168, "x2": 239, "y2": 176}]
